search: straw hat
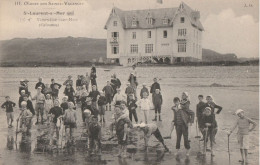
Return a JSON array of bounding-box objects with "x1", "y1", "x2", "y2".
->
[{"x1": 235, "y1": 109, "x2": 244, "y2": 115}]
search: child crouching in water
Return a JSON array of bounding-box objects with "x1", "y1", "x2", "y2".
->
[
  {"x1": 134, "y1": 122, "x2": 169, "y2": 152},
  {"x1": 201, "y1": 107, "x2": 217, "y2": 156},
  {"x1": 227, "y1": 109, "x2": 256, "y2": 164}
]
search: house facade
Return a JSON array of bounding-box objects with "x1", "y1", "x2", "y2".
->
[{"x1": 104, "y1": 2, "x2": 204, "y2": 66}]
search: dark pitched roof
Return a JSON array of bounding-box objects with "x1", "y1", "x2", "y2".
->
[{"x1": 105, "y1": 2, "x2": 204, "y2": 31}]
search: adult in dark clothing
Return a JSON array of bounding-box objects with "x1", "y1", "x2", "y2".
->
[
  {"x1": 76, "y1": 75, "x2": 82, "y2": 88},
  {"x1": 196, "y1": 95, "x2": 207, "y2": 131},
  {"x1": 23, "y1": 95, "x2": 35, "y2": 115},
  {"x1": 35, "y1": 77, "x2": 45, "y2": 93},
  {"x1": 90, "y1": 70, "x2": 97, "y2": 87},
  {"x1": 19, "y1": 79, "x2": 30, "y2": 96},
  {"x1": 150, "y1": 78, "x2": 161, "y2": 95},
  {"x1": 63, "y1": 84, "x2": 75, "y2": 104},
  {"x1": 50, "y1": 79, "x2": 61, "y2": 91},
  {"x1": 111, "y1": 74, "x2": 121, "y2": 96}
]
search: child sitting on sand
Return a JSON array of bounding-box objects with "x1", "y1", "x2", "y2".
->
[
  {"x1": 201, "y1": 107, "x2": 217, "y2": 156},
  {"x1": 134, "y1": 122, "x2": 169, "y2": 152},
  {"x1": 138, "y1": 92, "x2": 153, "y2": 124},
  {"x1": 1, "y1": 96, "x2": 16, "y2": 128},
  {"x1": 227, "y1": 109, "x2": 256, "y2": 164},
  {"x1": 88, "y1": 115, "x2": 102, "y2": 156}
]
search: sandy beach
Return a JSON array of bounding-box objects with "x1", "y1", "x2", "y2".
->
[{"x1": 0, "y1": 66, "x2": 258, "y2": 165}]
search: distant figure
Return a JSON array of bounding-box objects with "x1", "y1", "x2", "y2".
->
[
  {"x1": 63, "y1": 84, "x2": 75, "y2": 104},
  {"x1": 111, "y1": 74, "x2": 121, "y2": 97},
  {"x1": 19, "y1": 79, "x2": 30, "y2": 97},
  {"x1": 140, "y1": 83, "x2": 149, "y2": 99},
  {"x1": 63, "y1": 75, "x2": 73, "y2": 87},
  {"x1": 91, "y1": 64, "x2": 96, "y2": 73},
  {"x1": 150, "y1": 78, "x2": 160, "y2": 100},
  {"x1": 76, "y1": 75, "x2": 82, "y2": 88},
  {"x1": 127, "y1": 94, "x2": 138, "y2": 123},
  {"x1": 35, "y1": 77, "x2": 45, "y2": 93},
  {"x1": 89, "y1": 85, "x2": 100, "y2": 109},
  {"x1": 152, "y1": 89, "x2": 163, "y2": 121},
  {"x1": 32, "y1": 87, "x2": 45, "y2": 125},
  {"x1": 81, "y1": 73, "x2": 90, "y2": 91},
  {"x1": 128, "y1": 73, "x2": 138, "y2": 99},
  {"x1": 102, "y1": 81, "x2": 114, "y2": 111},
  {"x1": 228, "y1": 109, "x2": 256, "y2": 164},
  {"x1": 97, "y1": 91, "x2": 107, "y2": 123},
  {"x1": 23, "y1": 95, "x2": 35, "y2": 116},
  {"x1": 196, "y1": 95, "x2": 206, "y2": 140},
  {"x1": 90, "y1": 70, "x2": 97, "y2": 87}
]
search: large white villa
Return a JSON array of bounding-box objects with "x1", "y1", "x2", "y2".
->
[{"x1": 104, "y1": 2, "x2": 204, "y2": 66}]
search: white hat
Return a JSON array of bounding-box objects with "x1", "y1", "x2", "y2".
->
[
  {"x1": 235, "y1": 109, "x2": 244, "y2": 115},
  {"x1": 21, "y1": 101, "x2": 27, "y2": 106},
  {"x1": 21, "y1": 90, "x2": 25, "y2": 93},
  {"x1": 83, "y1": 109, "x2": 91, "y2": 115},
  {"x1": 37, "y1": 87, "x2": 42, "y2": 89}
]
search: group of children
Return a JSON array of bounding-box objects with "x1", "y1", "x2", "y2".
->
[{"x1": 0, "y1": 67, "x2": 257, "y2": 163}]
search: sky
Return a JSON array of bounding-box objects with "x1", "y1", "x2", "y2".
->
[{"x1": 0, "y1": 0, "x2": 259, "y2": 57}]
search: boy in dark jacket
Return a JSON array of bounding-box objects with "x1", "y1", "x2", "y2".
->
[
  {"x1": 88, "y1": 115, "x2": 102, "y2": 155},
  {"x1": 98, "y1": 92, "x2": 107, "y2": 123},
  {"x1": 201, "y1": 107, "x2": 217, "y2": 156},
  {"x1": 23, "y1": 95, "x2": 35, "y2": 116},
  {"x1": 102, "y1": 81, "x2": 114, "y2": 111},
  {"x1": 140, "y1": 83, "x2": 149, "y2": 99},
  {"x1": 150, "y1": 78, "x2": 161, "y2": 96},
  {"x1": 196, "y1": 95, "x2": 206, "y2": 140},
  {"x1": 60, "y1": 96, "x2": 69, "y2": 114},
  {"x1": 152, "y1": 89, "x2": 163, "y2": 121},
  {"x1": 127, "y1": 94, "x2": 138, "y2": 123},
  {"x1": 1, "y1": 96, "x2": 16, "y2": 128},
  {"x1": 171, "y1": 97, "x2": 194, "y2": 157}
]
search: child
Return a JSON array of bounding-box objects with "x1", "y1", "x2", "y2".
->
[
  {"x1": 32, "y1": 87, "x2": 45, "y2": 125},
  {"x1": 84, "y1": 97, "x2": 99, "y2": 118},
  {"x1": 48, "y1": 100, "x2": 63, "y2": 145},
  {"x1": 196, "y1": 95, "x2": 206, "y2": 140},
  {"x1": 127, "y1": 94, "x2": 138, "y2": 123},
  {"x1": 134, "y1": 122, "x2": 169, "y2": 152},
  {"x1": 171, "y1": 97, "x2": 194, "y2": 157},
  {"x1": 63, "y1": 75, "x2": 73, "y2": 87},
  {"x1": 115, "y1": 105, "x2": 133, "y2": 158},
  {"x1": 43, "y1": 84, "x2": 52, "y2": 96},
  {"x1": 63, "y1": 102, "x2": 77, "y2": 146},
  {"x1": 201, "y1": 107, "x2": 217, "y2": 156},
  {"x1": 140, "y1": 83, "x2": 149, "y2": 99},
  {"x1": 35, "y1": 77, "x2": 45, "y2": 93},
  {"x1": 75, "y1": 86, "x2": 82, "y2": 104},
  {"x1": 52, "y1": 83, "x2": 61, "y2": 100},
  {"x1": 90, "y1": 70, "x2": 97, "y2": 87},
  {"x1": 1, "y1": 96, "x2": 16, "y2": 128},
  {"x1": 17, "y1": 101, "x2": 33, "y2": 133},
  {"x1": 89, "y1": 85, "x2": 100, "y2": 109},
  {"x1": 97, "y1": 91, "x2": 107, "y2": 123},
  {"x1": 88, "y1": 115, "x2": 102, "y2": 155},
  {"x1": 61, "y1": 96, "x2": 69, "y2": 114},
  {"x1": 113, "y1": 88, "x2": 127, "y2": 106},
  {"x1": 138, "y1": 92, "x2": 153, "y2": 124},
  {"x1": 150, "y1": 78, "x2": 161, "y2": 98},
  {"x1": 227, "y1": 109, "x2": 256, "y2": 164},
  {"x1": 125, "y1": 82, "x2": 134, "y2": 104},
  {"x1": 76, "y1": 75, "x2": 82, "y2": 88},
  {"x1": 44, "y1": 94, "x2": 53, "y2": 122},
  {"x1": 152, "y1": 89, "x2": 163, "y2": 121},
  {"x1": 102, "y1": 81, "x2": 114, "y2": 111},
  {"x1": 64, "y1": 84, "x2": 75, "y2": 104},
  {"x1": 23, "y1": 95, "x2": 35, "y2": 116},
  {"x1": 18, "y1": 90, "x2": 26, "y2": 108}
]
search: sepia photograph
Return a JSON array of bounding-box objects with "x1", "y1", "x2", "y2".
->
[{"x1": 0, "y1": 0, "x2": 259, "y2": 164}]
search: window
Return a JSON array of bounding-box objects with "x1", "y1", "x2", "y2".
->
[
  {"x1": 111, "y1": 46, "x2": 119, "y2": 54},
  {"x1": 163, "y1": 30, "x2": 167, "y2": 38},
  {"x1": 178, "y1": 42, "x2": 186, "y2": 52},
  {"x1": 178, "y1": 29, "x2": 186, "y2": 36},
  {"x1": 113, "y1": 21, "x2": 117, "y2": 26},
  {"x1": 147, "y1": 18, "x2": 153, "y2": 25},
  {"x1": 161, "y1": 43, "x2": 169, "y2": 46},
  {"x1": 147, "y1": 31, "x2": 151, "y2": 38},
  {"x1": 111, "y1": 32, "x2": 119, "y2": 38},
  {"x1": 132, "y1": 16, "x2": 137, "y2": 27},
  {"x1": 130, "y1": 44, "x2": 138, "y2": 54},
  {"x1": 180, "y1": 17, "x2": 185, "y2": 23},
  {"x1": 145, "y1": 44, "x2": 153, "y2": 53},
  {"x1": 132, "y1": 32, "x2": 136, "y2": 39},
  {"x1": 163, "y1": 18, "x2": 168, "y2": 25}
]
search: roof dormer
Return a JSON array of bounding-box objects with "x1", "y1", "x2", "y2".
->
[
  {"x1": 132, "y1": 16, "x2": 137, "y2": 27},
  {"x1": 162, "y1": 16, "x2": 169, "y2": 25},
  {"x1": 146, "y1": 12, "x2": 154, "y2": 25}
]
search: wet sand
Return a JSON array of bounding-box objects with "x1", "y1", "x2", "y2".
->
[{"x1": 0, "y1": 66, "x2": 258, "y2": 165}]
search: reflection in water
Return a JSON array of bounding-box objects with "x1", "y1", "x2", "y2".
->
[
  {"x1": 6, "y1": 136, "x2": 14, "y2": 150},
  {"x1": 19, "y1": 132, "x2": 31, "y2": 153}
]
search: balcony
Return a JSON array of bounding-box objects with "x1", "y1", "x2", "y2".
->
[{"x1": 110, "y1": 37, "x2": 119, "y2": 44}]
